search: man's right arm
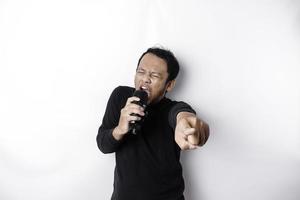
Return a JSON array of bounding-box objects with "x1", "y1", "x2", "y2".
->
[{"x1": 96, "y1": 87, "x2": 123, "y2": 154}]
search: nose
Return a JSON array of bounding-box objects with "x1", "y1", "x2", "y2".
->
[{"x1": 141, "y1": 72, "x2": 151, "y2": 84}]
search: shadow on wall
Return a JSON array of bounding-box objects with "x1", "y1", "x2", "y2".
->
[
  {"x1": 289, "y1": 0, "x2": 300, "y2": 33},
  {"x1": 181, "y1": 152, "x2": 206, "y2": 200}
]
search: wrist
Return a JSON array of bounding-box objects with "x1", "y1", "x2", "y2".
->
[
  {"x1": 112, "y1": 126, "x2": 126, "y2": 141},
  {"x1": 176, "y1": 112, "x2": 195, "y2": 123}
]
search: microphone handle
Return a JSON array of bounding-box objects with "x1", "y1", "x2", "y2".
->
[{"x1": 129, "y1": 101, "x2": 147, "y2": 135}]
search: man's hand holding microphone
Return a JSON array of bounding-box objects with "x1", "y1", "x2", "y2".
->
[{"x1": 112, "y1": 90, "x2": 148, "y2": 140}]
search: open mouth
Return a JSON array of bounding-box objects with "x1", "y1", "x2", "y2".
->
[{"x1": 140, "y1": 85, "x2": 150, "y2": 97}]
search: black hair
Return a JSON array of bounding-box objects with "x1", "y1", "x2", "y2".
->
[{"x1": 137, "y1": 47, "x2": 180, "y2": 82}]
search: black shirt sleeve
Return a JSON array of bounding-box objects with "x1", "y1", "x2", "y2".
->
[
  {"x1": 96, "y1": 87, "x2": 124, "y2": 154},
  {"x1": 168, "y1": 101, "x2": 196, "y2": 130}
]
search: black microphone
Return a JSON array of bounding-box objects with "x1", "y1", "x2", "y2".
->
[{"x1": 129, "y1": 90, "x2": 148, "y2": 135}]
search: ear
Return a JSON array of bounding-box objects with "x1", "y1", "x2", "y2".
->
[{"x1": 166, "y1": 80, "x2": 176, "y2": 92}]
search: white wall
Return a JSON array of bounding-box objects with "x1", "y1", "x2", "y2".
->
[{"x1": 0, "y1": 0, "x2": 299, "y2": 200}]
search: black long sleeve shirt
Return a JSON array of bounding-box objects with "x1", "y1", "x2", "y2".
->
[{"x1": 97, "y1": 86, "x2": 196, "y2": 200}]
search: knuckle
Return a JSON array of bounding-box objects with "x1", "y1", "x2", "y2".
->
[{"x1": 181, "y1": 145, "x2": 188, "y2": 150}]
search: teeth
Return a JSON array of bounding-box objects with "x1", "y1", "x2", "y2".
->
[
  {"x1": 140, "y1": 86, "x2": 150, "y2": 95},
  {"x1": 141, "y1": 86, "x2": 148, "y2": 90}
]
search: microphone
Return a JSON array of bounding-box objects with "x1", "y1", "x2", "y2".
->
[{"x1": 129, "y1": 90, "x2": 148, "y2": 135}]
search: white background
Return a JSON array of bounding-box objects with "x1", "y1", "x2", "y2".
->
[{"x1": 1, "y1": 0, "x2": 300, "y2": 200}]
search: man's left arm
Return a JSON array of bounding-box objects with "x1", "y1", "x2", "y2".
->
[{"x1": 175, "y1": 112, "x2": 209, "y2": 150}]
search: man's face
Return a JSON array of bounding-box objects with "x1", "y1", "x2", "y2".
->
[{"x1": 134, "y1": 53, "x2": 172, "y2": 104}]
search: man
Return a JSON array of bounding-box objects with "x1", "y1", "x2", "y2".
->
[{"x1": 97, "y1": 47, "x2": 209, "y2": 200}]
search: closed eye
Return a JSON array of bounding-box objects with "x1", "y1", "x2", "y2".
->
[
  {"x1": 151, "y1": 73, "x2": 161, "y2": 78},
  {"x1": 137, "y1": 69, "x2": 145, "y2": 74}
]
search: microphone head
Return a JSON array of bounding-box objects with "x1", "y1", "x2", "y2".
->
[{"x1": 132, "y1": 90, "x2": 148, "y2": 106}]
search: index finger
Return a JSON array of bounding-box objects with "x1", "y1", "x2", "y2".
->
[
  {"x1": 126, "y1": 96, "x2": 140, "y2": 106},
  {"x1": 182, "y1": 140, "x2": 198, "y2": 150}
]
